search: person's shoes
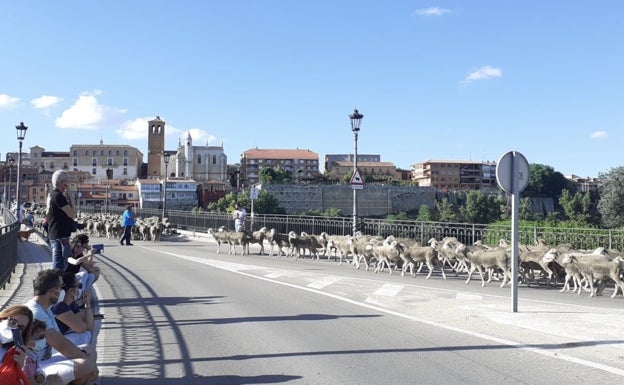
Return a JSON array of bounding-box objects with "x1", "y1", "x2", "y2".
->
[{"x1": 119, "y1": 240, "x2": 123, "y2": 245}]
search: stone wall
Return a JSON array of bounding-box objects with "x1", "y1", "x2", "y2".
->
[{"x1": 263, "y1": 185, "x2": 436, "y2": 216}]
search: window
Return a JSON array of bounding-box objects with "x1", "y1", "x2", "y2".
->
[
  {"x1": 197, "y1": 155, "x2": 201, "y2": 164},
  {"x1": 116, "y1": 150, "x2": 120, "y2": 156},
  {"x1": 50, "y1": 162, "x2": 55, "y2": 169},
  {"x1": 124, "y1": 150, "x2": 128, "y2": 156},
  {"x1": 108, "y1": 150, "x2": 112, "y2": 156},
  {"x1": 123, "y1": 158, "x2": 128, "y2": 166},
  {"x1": 73, "y1": 150, "x2": 78, "y2": 156},
  {"x1": 123, "y1": 168, "x2": 127, "y2": 175},
  {"x1": 212, "y1": 155, "x2": 216, "y2": 164},
  {"x1": 92, "y1": 168, "x2": 96, "y2": 175},
  {"x1": 92, "y1": 159, "x2": 97, "y2": 166},
  {"x1": 63, "y1": 162, "x2": 68, "y2": 169},
  {"x1": 100, "y1": 150, "x2": 105, "y2": 156},
  {"x1": 73, "y1": 159, "x2": 78, "y2": 166},
  {"x1": 107, "y1": 158, "x2": 113, "y2": 166}
]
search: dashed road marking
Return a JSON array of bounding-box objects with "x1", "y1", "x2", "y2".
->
[
  {"x1": 307, "y1": 276, "x2": 342, "y2": 289},
  {"x1": 373, "y1": 283, "x2": 403, "y2": 297}
]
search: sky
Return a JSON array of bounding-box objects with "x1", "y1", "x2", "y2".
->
[{"x1": 1, "y1": 1, "x2": 622, "y2": 178}]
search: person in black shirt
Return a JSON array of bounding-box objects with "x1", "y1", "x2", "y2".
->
[{"x1": 47, "y1": 171, "x2": 77, "y2": 270}]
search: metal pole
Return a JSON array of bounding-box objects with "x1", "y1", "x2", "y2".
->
[
  {"x1": 511, "y1": 152, "x2": 519, "y2": 313},
  {"x1": 162, "y1": 163, "x2": 168, "y2": 220},
  {"x1": 352, "y1": 131, "x2": 358, "y2": 235},
  {"x1": 16, "y1": 141, "x2": 23, "y2": 223}
]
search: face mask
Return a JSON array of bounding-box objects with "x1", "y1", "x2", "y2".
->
[
  {"x1": 34, "y1": 336, "x2": 48, "y2": 351},
  {"x1": 0, "y1": 321, "x2": 12, "y2": 344}
]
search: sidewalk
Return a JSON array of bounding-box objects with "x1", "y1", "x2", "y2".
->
[{"x1": 0, "y1": 231, "x2": 53, "y2": 309}]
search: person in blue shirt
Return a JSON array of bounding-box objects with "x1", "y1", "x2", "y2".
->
[{"x1": 119, "y1": 205, "x2": 135, "y2": 246}]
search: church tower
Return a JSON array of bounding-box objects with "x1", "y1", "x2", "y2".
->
[{"x1": 147, "y1": 116, "x2": 165, "y2": 178}]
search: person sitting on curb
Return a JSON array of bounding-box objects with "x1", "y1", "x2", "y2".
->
[
  {"x1": 51, "y1": 272, "x2": 94, "y2": 348},
  {"x1": 66, "y1": 234, "x2": 100, "y2": 296},
  {"x1": 0, "y1": 305, "x2": 33, "y2": 373},
  {"x1": 25, "y1": 269, "x2": 98, "y2": 385}
]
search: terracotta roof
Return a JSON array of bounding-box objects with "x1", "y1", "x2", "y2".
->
[{"x1": 243, "y1": 148, "x2": 319, "y2": 160}]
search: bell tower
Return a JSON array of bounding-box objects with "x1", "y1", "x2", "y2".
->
[{"x1": 147, "y1": 116, "x2": 165, "y2": 178}]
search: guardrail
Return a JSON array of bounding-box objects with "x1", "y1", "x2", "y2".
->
[
  {"x1": 83, "y1": 207, "x2": 624, "y2": 251},
  {"x1": 0, "y1": 206, "x2": 18, "y2": 290}
]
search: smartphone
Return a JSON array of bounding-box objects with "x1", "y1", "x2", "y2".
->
[{"x1": 10, "y1": 326, "x2": 23, "y2": 349}]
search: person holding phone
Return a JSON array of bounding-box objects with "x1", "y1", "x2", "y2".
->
[
  {"x1": 0, "y1": 305, "x2": 33, "y2": 380},
  {"x1": 47, "y1": 170, "x2": 78, "y2": 270}
]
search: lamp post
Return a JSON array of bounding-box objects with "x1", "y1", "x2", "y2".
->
[
  {"x1": 162, "y1": 151, "x2": 170, "y2": 220},
  {"x1": 3, "y1": 156, "x2": 13, "y2": 206},
  {"x1": 105, "y1": 168, "x2": 113, "y2": 213},
  {"x1": 349, "y1": 108, "x2": 363, "y2": 235},
  {"x1": 15, "y1": 122, "x2": 28, "y2": 222}
]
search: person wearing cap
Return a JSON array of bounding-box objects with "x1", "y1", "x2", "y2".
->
[
  {"x1": 47, "y1": 170, "x2": 77, "y2": 270},
  {"x1": 50, "y1": 272, "x2": 94, "y2": 347},
  {"x1": 67, "y1": 235, "x2": 99, "y2": 297}
]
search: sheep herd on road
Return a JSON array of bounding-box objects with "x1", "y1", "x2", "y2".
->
[{"x1": 207, "y1": 226, "x2": 624, "y2": 299}]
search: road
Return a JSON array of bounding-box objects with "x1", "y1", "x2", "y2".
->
[{"x1": 92, "y1": 235, "x2": 624, "y2": 384}]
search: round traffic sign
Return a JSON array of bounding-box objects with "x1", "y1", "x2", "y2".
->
[{"x1": 496, "y1": 151, "x2": 530, "y2": 193}]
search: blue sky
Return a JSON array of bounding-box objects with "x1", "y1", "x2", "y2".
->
[{"x1": 1, "y1": 1, "x2": 622, "y2": 178}]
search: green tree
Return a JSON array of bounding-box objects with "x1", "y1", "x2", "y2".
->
[
  {"x1": 435, "y1": 198, "x2": 458, "y2": 222},
  {"x1": 258, "y1": 166, "x2": 292, "y2": 184},
  {"x1": 559, "y1": 189, "x2": 591, "y2": 224},
  {"x1": 523, "y1": 164, "x2": 572, "y2": 198},
  {"x1": 208, "y1": 190, "x2": 285, "y2": 215},
  {"x1": 519, "y1": 197, "x2": 534, "y2": 221},
  {"x1": 417, "y1": 204, "x2": 435, "y2": 221},
  {"x1": 597, "y1": 166, "x2": 624, "y2": 228},
  {"x1": 459, "y1": 191, "x2": 504, "y2": 224}
]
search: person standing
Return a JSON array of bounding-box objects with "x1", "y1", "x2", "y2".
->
[
  {"x1": 233, "y1": 203, "x2": 247, "y2": 232},
  {"x1": 119, "y1": 205, "x2": 135, "y2": 246},
  {"x1": 47, "y1": 171, "x2": 77, "y2": 270}
]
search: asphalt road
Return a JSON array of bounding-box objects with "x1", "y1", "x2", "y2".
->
[{"x1": 92, "y1": 235, "x2": 624, "y2": 384}]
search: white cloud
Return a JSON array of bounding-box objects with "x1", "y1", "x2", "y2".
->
[
  {"x1": 188, "y1": 128, "x2": 216, "y2": 146},
  {"x1": 31, "y1": 95, "x2": 63, "y2": 109},
  {"x1": 590, "y1": 130, "x2": 608, "y2": 139},
  {"x1": 55, "y1": 91, "x2": 126, "y2": 129},
  {"x1": 463, "y1": 66, "x2": 503, "y2": 83},
  {"x1": 414, "y1": 7, "x2": 451, "y2": 16},
  {"x1": 0, "y1": 94, "x2": 20, "y2": 109}
]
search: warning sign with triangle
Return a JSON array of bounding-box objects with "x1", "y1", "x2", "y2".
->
[{"x1": 350, "y1": 169, "x2": 364, "y2": 185}]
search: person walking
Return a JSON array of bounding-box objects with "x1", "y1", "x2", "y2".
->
[
  {"x1": 119, "y1": 205, "x2": 135, "y2": 246},
  {"x1": 47, "y1": 171, "x2": 77, "y2": 270}
]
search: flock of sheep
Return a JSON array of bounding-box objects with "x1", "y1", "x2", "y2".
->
[{"x1": 207, "y1": 226, "x2": 624, "y2": 299}]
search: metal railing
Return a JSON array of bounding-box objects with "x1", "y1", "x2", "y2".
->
[
  {"x1": 0, "y1": 206, "x2": 18, "y2": 290},
  {"x1": 81, "y1": 207, "x2": 624, "y2": 251}
]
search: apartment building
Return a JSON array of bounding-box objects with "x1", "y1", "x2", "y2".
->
[
  {"x1": 412, "y1": 160, "x2": 498, "y2": 191},
  {"x1": 241, "y1": 148, "x2": 320, "y2": 186}
]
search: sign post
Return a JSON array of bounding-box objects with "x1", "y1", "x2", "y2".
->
[{"x1": 496, "y1": 151, "x2": 530, "y2": 313}]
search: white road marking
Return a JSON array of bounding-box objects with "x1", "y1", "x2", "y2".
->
[
  {"x1": 373, "y1": 283, "x2": 403, "y2": 297},
  {"x1": 307, "y1": 276, "x2": 342, "y2": 289},
  {"x1": 155, "y1": 250, "x2": 624, "y2": 378}
]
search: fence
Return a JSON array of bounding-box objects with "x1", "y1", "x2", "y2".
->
[
  {"x1": 88, "y1": 207, "x2": 624, "y2": 251},
  {"x1": 0, "y1": 206, "x2": 18, "y2": 290}
]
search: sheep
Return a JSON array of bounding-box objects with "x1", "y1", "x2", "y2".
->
[
  {"x1": 403, "y1": 239, "x2": 446, "y2": 280},
  {"x1": 457, "y1": 244, "x2": 511, "y2": 287},
  {"x1": 287, "y1": 231, "x2": 322, "y2": 259},
  {"x1": 207, "y1": 227, "x2": 230, "y2": 254},
  {"x1": 349, "y1": 234, "x2": 382, "y2": 270},
  {"x1": 556, "y1": 251, "x2": 613, "y2": 294},
  {"x1": 560, "y1": 254, "x2": 624, "y2": 298},
  {"x1": 372, "y1": 240, "x2": 405, "y2": 275},
  {"x1": 519, "y1": 247, "x2": 558, "y2": 285},
  {"x1": 227, "y1": 230, "x2": 250, "y2": 256},
  {"x1": 266, "y1": 228, "x2": 290, "y2": 257},
  {"x1": 245, "y1": 227, "x2": 267, "y2": 255}
]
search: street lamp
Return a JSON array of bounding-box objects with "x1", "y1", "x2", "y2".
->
[
  {"x1": 349, "y1": 108, "x2": 363, "y2": 235},
  {"x1": 3, "y1": 156, "x2": 14, "y2": 206},
  {"x1": 105, "y1": 168, "x2": 113, "y2": 213},
  {"x1": 162, "y1": 151, "x2": 170, "y2": 220},
  {"x1": 16, "y1": 122, "x2": 28, "y2": 222}
]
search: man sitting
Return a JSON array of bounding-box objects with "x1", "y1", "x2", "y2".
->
[{"x1": 25, "y1": 269, "x2": 98, "y2": 385}]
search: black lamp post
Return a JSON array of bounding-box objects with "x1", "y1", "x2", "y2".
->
[
  {"x1": 4, "y1": 156, "x2": 14, "y2": 206},
  {"x1": 349, "y1": 108, "x2": 363, "y2": 235},
  {"x1": 162, "y1": 151, "x2": 170, "y2": 220},
  {"x1": 15, "y1": 122, "x2": 28, "y2": 222},
  {"x1": 105, "y1": 168, "x2": 113, "y2": 213}
]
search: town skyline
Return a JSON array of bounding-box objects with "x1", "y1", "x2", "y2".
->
[{"x1": 2, "y1": 2, "x2": 622, "y2": 178}]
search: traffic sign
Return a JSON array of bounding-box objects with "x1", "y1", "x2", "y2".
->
[
  {"x1": 496, "y1": 151, "x2": 530, "y2": 194},
  {"x1": 350, "y1": 169, "x2": 364, "y2": 185}
]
